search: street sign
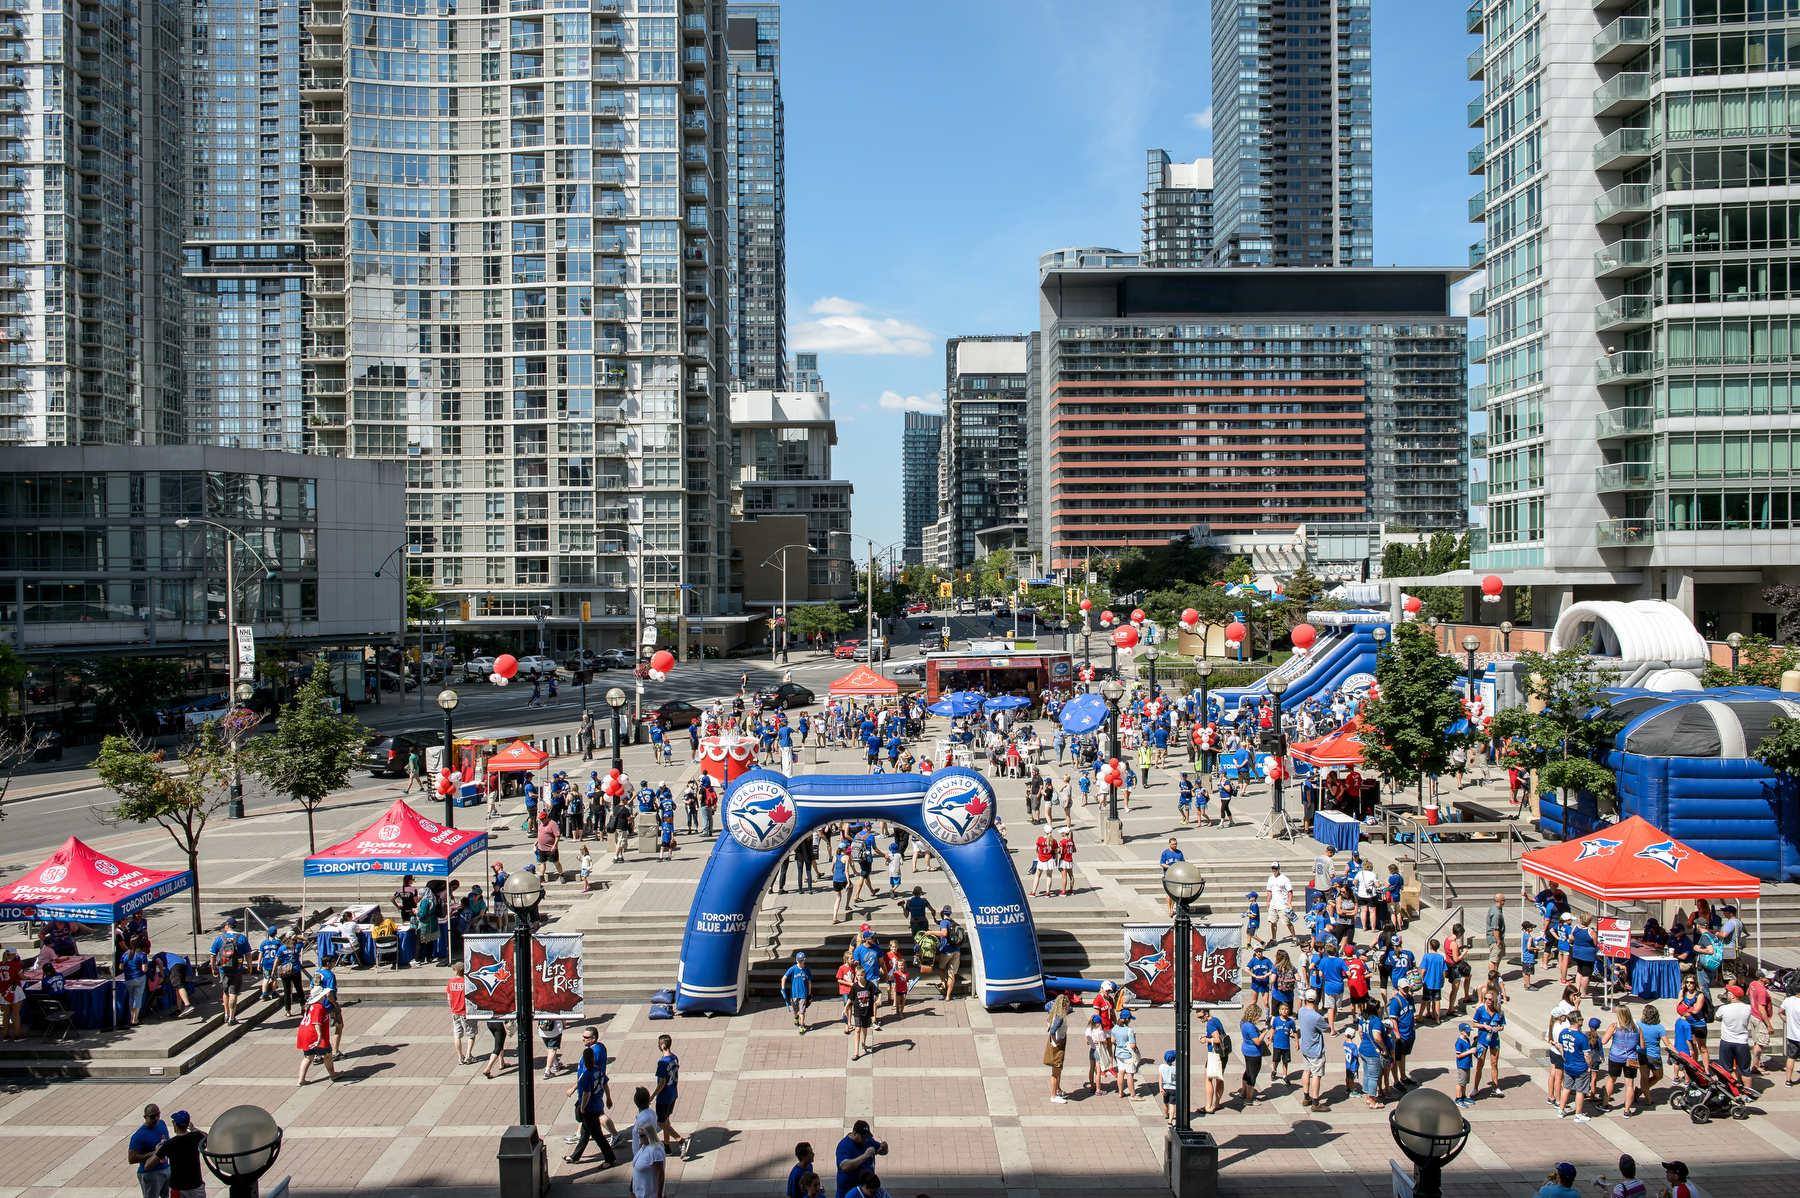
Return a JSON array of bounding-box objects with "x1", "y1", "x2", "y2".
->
[
  {"x1": 642, "y1": 606, "x2": 658, "y2": 620},
  {"x1": 640, "y1": 626, "x2": 658, "y2": 647},
  {"x1": 235, "y1": 626, "x2": 256, "y2": 681}
]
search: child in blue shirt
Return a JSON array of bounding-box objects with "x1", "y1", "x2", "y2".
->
[
  {"x1": 1519, "y1": 921, "x2": 1543, "y2": 988},
  {"x1": 1247, "y1": 949, "x2": 1273, "y2": 1001},
  {"x1": 1453, "y1": 1022, "x2": 1477, "y2": 1108},
  {"x1": 1243, "y1": 894, "x2": 1262, "y2": 947},
  {"x1": 1176, "y1": 774, "x2": 1193, "y2": 825},
  {"x1": 1270, "y1": 1005, "x2": 1296, "y2": 1081}
]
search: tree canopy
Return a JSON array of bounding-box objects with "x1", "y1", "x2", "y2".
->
[
  {"x1": 98, "y1": 724, "x2": 236, "y2": 935},
  {"x1": 1358, "y1": 620, "x2": 1466, "y2": 792},
  {"x1": 242, "y1": 661, "x2": 368, "y2": 852},
  {"x1": 1487, "y1": 644, "x2": 1625, "y2": 810}
]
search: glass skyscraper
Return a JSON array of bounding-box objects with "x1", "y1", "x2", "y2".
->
[
  {"x1": 1209, "y1": 0, "x2": 1374, "y2": 267},
  {"x1": 185, "y1": 0, "x2": 308, "y2": 452},
  {"x1": 725, "y1": 1, "x2": 784, "y2": 390},
  {"x1": 1468, "y1": 0, "x2": 1800, "y2": 630},
  {"x1": 298, "y1": 0, "x2": 735, "y2": 647},
  {"x1": 901, "y1": 409, "x2": 943, "y2": 564},
  {"x1": 1142, "y1": 150, "x2": 1215, "y2": 268},
  {"x1": 0, "y1": 1, "x2": 189, "y2": 446}
]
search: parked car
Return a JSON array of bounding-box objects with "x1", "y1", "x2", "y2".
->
[
  {"x1": 156, "y1": 694, "x2": 226, "y2": 733},
  {"x1": 363, "y1": 729, "x2": 444, "y2": 777},
  {"x1": 563, "y1": 650, "x2": 607, "y2": 674},
  {"x1": 515, "y1": 655, "x2": 560, "y2": 678},
  {"x1": 904, "y1": 601, "x2": 930, "y2": 616},
  {"x1": 757, "y1": 682, "x2": 815, "y2": 711},
  {"x1": 833, "y1": 640, "x2": 862, "y2": 660},
  {"x1": 889, "y1": 660, "x2": 925, "y2": 679},
  {"x1": 598, "y1": 648, "x2": 636, "y2": 669},
  {"x1": 852, "y1": 639, "x2": 890, "y2": 662},
  {"x1": 914, "y1": 618, "x2": 936, "y2": 630},
  {"x1": 463, "y1": 655, "x2": 497, "y2": 681},
  {"x1": 648, "y1": 699, "x2": 702, "y2": 730}
]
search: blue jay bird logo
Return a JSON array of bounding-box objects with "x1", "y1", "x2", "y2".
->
[
  {"x1": 1634, "y1": 839, "x2": 1688, "y2": 872},
  {"x1": 1575, "y1": 837, "x2": 1623, "y2": 862},
  {"x1": 1127, "y1": 949, "x2": 1170, "y2": 989},
  {"x1": 465, "y1": 954, "x2": 509, "y2": 997},
  {"x1": 922, "y1": 774, "x2": 993, "y2": 846},
  {"x1": 724, "y1": 779, "x2": 798, "y2": 852}
]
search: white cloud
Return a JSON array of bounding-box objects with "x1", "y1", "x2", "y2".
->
[
  {"x1": 791, "y1": 297, "x2": 934, "y2": 357},
  {"x1": 877, "y1": 390, "x2": 943, "y2": 414},
  {"x1": 1189, "y1": 105, "x2": 1213, "y2": 132}
]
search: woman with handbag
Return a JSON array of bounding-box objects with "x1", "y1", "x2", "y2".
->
[
  {"x1": 1044, "y1": 993, "x2": 1071, "y2": 1103},
  {"x1": 295, "y1": 988, "x2": 336, "y2": 1085}
]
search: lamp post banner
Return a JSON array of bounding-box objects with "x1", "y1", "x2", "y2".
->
[
  {"x1": 1123, "y1": 923, "x2": 1243, "y2": 1007},
  {"x1": 460, "y1": 933, "x2": 585, "y2": 1021}
]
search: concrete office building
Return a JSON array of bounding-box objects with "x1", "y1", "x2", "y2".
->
[
  {"x1": 1465, "y1": 0, "x2": 1800, "y2": 633},
  {"x1": 901, "y1": 409, "x2": 944, "y2": 565},
  {"x1": 1209, "y1": 0, "x2": 1374, "y2": 267},
  {"x1": 0, "y1": 446, "x2": 403, "y2": 656},
  {"x1": 724, "y1": 2, "x2": 786, "y2": 390},
  {"x1": 1143, "y1": 152, "x2": 1215, "y2": 267},
  {"x1": 938, "y1": 336, "x2": 1031, "y2": 569},
  {"x1": 728, "y1": 389, "x2": 853, "y2": 599},
  {"x1": 185, "y1": 0, "x2": 308, "y2": 452},
  {"x1": 298, "y1": 0, "x2": 737, "y2": 652},
  {"x1": 0, "y1": 2, "x2": 189, "y2": 447},
  {"x1": 1037, "y1": 264, "x2": 1468, "y2": 568}
]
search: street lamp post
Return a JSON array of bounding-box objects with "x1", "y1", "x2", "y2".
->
[
  {"x1": 1728, "y1": 630, "x2": 1744, "y2": 672},
  {"x1": 1100, "y1": 678, "x2": 1125, "y2": 844},
  {"x1": 175, "y1": 516, "x2": 276, "y2": 726},
  {"x1": 228, "y1": 680, "x2": 254, "y2": 819},
  {"x1": 1267, "y1": 677, "x2": 1289, "y2": 826},
  {"x1": 200, "y1": 1105, "x2": 284, "y2": 1198},
  {"x1": 605, "y1": 686, "x2": 628, "y2": 773},
  {"x1": 1426, "y1": 615, "x2": 1440, "y2": 651},
  {"x1": 1498, "y1": 619, "x2": 1513, "y2": 654},
  {"x1": 1462, "y1": 634, "x2": 1481, "y2": 700},
  {"x1": 760, "y1": 543, "x2": 813, "y2": 664},
  {"x1": 372, "y1": 542, "x2": 414, "y2": 701},
  {"x1": 1082, "y1": 613, "x2": 1093, "y2": 689},
  {"x1": 1195, "y1": 659, "x2": 1214, "y2": 766},
  {"x1": 1161, "y1": 860, "x2": 1212, "y2": 1196},
  {"x1": 1144, "y1": 644, "x2": 1159, "y2": 698},
  {"x1": 1389, "y1": 1087, "x2": 1470, "y2": 1198},
  {"x1": 1372, "y1": 623, "x2": 1389, "y2": 657},
  {"x1": 437, "y1": 688, "x2": 459, "y2": 828},
  {"x1": 499, "y1": 869, "x2": 547, "y2": 1196}
]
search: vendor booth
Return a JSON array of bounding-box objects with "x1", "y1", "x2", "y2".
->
[
  {"x1": 923, "y1": 649, "x2": 1072, "y2": 703},
  {"x1": 444, "y1": 728, "x2": 535, "y2": 806},
  {"x1": 1520, "y1": 816, "x2": 1761, "y2": 998},
  {"x1": 828, "y1": 664, "x2": 899, "y2": 698}
]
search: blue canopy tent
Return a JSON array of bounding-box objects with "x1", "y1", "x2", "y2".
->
[
  {"x1": 928, "y1": 691, "x2": 984, "y2": 718},
  {"x1": 1058, "y1": 693, "x2": 1108, "y2": 735},
  {"x1": 983, "y1": 694, "x2": 1030, "y2": 713}
]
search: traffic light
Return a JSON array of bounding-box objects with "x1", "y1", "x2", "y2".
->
[
  {"x1": 458, "y1": 599, "x2": 471, "y2": 621},
  {"x1": 580, "y1": 600, "x2": 591, "y2": 623},
  {"x1": 938, "y1": 580, "x2": 953, "y2": 599}
]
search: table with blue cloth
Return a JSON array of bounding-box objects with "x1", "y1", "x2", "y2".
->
[
  {"x1": 1629, "y1": 949, "x2": 1681, "y2": 999},
  {"x1": 1312, "y1": 810, "x2": 1361, "y2": 853},
  {"x1": 22, "y1": 955, "x2": 98, "y2": 985},
  {"x1": 316, "y1": 927, "x2": 375, "y2": 968}
]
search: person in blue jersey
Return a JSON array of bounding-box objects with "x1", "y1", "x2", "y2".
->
[
  {"x1": 1386, "y1": 980, "x2": 1419, "y2": 1089},
  {"x1": 1555, "y1": 1015, "x2": 1594, "y2": 1122},
  {"x1": 782, "y1": 951, "x2": 812, "y2": 1034},
  {"x1": 1471, "y1": 985, "x2": 1506, "y2": 1097},
  {"x1": 1355, "y1": 999, "x2": 1387, "y2": 1108}
]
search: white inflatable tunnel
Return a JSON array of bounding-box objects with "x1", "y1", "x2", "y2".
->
[
  {"x1": 1639, "y1": 668, "x2": 1706, "y2": 692},
  {"x1": 1549, "y1": 600, "x2": 1710, "y2": 670}
]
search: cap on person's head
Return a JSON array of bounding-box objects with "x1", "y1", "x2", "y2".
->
[
  {"x1": 1561, "y1": 912, "x2": 1575, "y2": 922},
  {"x1": 171, "y1": 1111, "x2": 190, "y2": 1128},
  {"x1": 1398, "y1": 977, "x2": 1414, "y2": 989},
  {"x1": 1727, "y1": 983, "x2": 1745, "y2": 998},
  {"x1": 1090, "y1": 1013, "x2": 1102, "y2": 1025},
  {"x1": 1118, "y1": 1009, "x2": 1133, "y2": 1022},
  {"x1": 1245, "y1": 891, "x2": 1258, "y2": 899},
  {"x1": 851, "y1": 1119, "x2": 871, "y2": 1137},
  {"x1": 1556, "y1": 1163, "x2": 1576, "y2": 1184},
  {"x1": 794, "y1": 951, "x2": 806, "y2": 961},
  {"x1": 1164, "y1": 1049, "x2": 1178, "y2": 1064},
  {"x1": 1663, "y1": 1162, "x2": 1689, "y2": 1180},
  {"x1": 1270, "y1": 862, "x2": 1281, "y2": 870},
  {"x1": 1589, "y1": 1017, "x2": 1602, "y2": 1029},
  {"x1": 1457, "y1": 1022, "x2": 1471, "y2": 1033}
]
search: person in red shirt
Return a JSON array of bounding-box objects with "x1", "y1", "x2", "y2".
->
[
  {"x1": 1032, "y1": 829, "x2": 1056, "y2": 897},
  {"x1": 835, "y1": 950, "x2": 855, "y2": 1035},
  {"x1": 446, "y1": 960, "x2": 475, "y2": 1065},
  {"x1": 1057, "y1": 831, "x2": 1077, "y2": 897},
  {"x1": 1344, "y1": 950, "x2": 1370, "y2": 1003}
]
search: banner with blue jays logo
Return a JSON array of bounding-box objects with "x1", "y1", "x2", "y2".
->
[
  {"x1": 677, "y1": 766, "x2": 1044, "y2": 1014},
  {"x1": 1122, "y1": 923, "x2": 1242, "y2": 1007}
]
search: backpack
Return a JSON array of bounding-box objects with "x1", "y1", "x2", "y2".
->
[
  {"x1": 947, "y1": 922, "x2": 967, "y2": 950},
  {"x1": 219, "y1": 935, "x2": 242, "y2": 971},
  {"x1": 913, "y1": 930, "x2": 938, "y2": 965},
  {"x1": 1215, "y1": 1026, "x2": 1232, "y2": 1060}
]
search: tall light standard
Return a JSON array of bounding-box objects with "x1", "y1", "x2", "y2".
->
[
  {"x1": 1727, "y1": 630, "x2": 1744, "y2": 672},
  {"x1": 437, "y1": 688, "x2": 459, "y2": 828},
  {"x1": 499, "y1": 868, "x2": 547, "y2": 1195},
  {"x1": 1161, "y1": 860, "x2": 1211, "y2": 1196},
  {"x1": 605, "y1": 685, "x2": 628, "y2": 773},
  {"x1": 1372, "y1": 623, "x2": 1389, "y2": 657},
  {"x1": 373, "y1": 541, "x2": 415, "y2": 689},
  {"x1": 200, "y1": 1105, "x2": 284, "y2": 1198},
  {"x1": 1462, "y1": 634, "x2": 1481, "y2": 700},
  {"x1": 1389, "y1": 1087, "x2": 1470, "y2": 1198},
  {"x1": 175, "y1": 516, "x2": 277, "y2": 719},
  {"x1": 760, "y1": 543, "x2": 813, "y2": 664},
  {"x1": 852, "y1": 534, "x2": 905, "y2": 675},
  {"x1": 1194, "y1": 659, "x2": 1214, "y2": 763},
  {"x1": 1143, "y1": 643, "x2": 1159, "y2": 698},
  {"x1": 1498, "y1": 619, "x2": 1513, "y2": 654},
  {"x1": 1267, "y1": 677, "x2": 1289, "y2": 826},
  {"x1": 228, "y1": 680, "x2": 254, "y2": 819},
  {"x1": 1100, "y1": 677, "x2": 1125, "y2": 844}
]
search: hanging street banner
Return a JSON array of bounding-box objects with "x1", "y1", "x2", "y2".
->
[
  {"x1": 461, "y1": 933, "x2": 586, "y2": 1021},
  {"x1": 1121, "y1": 923, "x2": 1243, "y2": 1007},
  {"x1": 236, "y1": 626, "x2": 256, "y2": 680}
]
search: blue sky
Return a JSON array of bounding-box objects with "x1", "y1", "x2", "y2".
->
[{"x1": 777, "y1": 1, "x2": 1475, "y2": 551}]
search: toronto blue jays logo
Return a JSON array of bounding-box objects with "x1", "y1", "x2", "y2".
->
[
  {"x1": 465, "y1": 955, "x2": 509, "y2": 997},
  {"x1": 724, "y1": 778, "x2": 797, "y2": 852},
  {"x1": 1127, "y1": 948, "x2": 1170, "y2": 990},
  {"x1": 1576, "y1": 837, "x2": 1623, "y2": 862},
  {"x1": 922, "y1": 773, "x2": 993, "y2": 846},
  {"x1": 1340, "y1": 671, "x2": 1377, "y2": 701},
  {"x1": 1634, "y1": 839, "x2": 1688, "y2": 872}
]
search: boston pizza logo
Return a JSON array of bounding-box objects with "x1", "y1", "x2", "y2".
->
[
  {"x1": 417, "y1": 817, "x2": 441, "y2": 835},
  {"x1": 922, "y1": 774, "x2": 993, "y2": 846},
  {"x1": 723, "y1": 778, "x2": 797, "y2": 852},
  {"x1": 378, "y1": 824, "x2": 403, "y2": 842},
  {"x1": 39, "y1": 864, "x2": 68, "y2": 885},
  {"x1": 92, "y1": 859, "x2": 120, "y2": 877}
]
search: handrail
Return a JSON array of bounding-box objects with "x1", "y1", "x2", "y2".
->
[{"x1": 1413, "y1": 829, "x2": 1453, "y2": 905}]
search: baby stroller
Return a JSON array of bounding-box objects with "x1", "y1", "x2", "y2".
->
[{"x1": 1666, "y1": 1048, "x2": 1753, "y2": 1123}]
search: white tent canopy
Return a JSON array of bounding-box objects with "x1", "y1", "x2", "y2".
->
[{"x1": 1549, "y1": 600, "x2": 1709, "y2": 669}]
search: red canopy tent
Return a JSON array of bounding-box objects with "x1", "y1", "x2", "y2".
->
[
  {"x1": 0, "y1": 836, "x2": 192, "y2": 924},
  {"x1": 303, "y1": 798, "x2": 487, "y2": 878},
  {"x1": 485, "y1": 739, "x2": 550, "y2": 773},
  {"x1": 1520, "y1": 815, "x2": 1764, "y2": 963},
  {"x1": 1290, "y1": 717, "x2": 1366, "y2": 769},
  {"x1": 828, "y1": 665, "x2": 899, "y2": 697}
]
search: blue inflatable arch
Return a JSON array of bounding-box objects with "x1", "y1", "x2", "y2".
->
[{"x1": 675, "y1": 767, "x2": 1046, "y2": 1014}]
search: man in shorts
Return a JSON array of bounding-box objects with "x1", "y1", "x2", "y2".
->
[
  {"x1": 1485, "y1": 893, "x2": 1508, "y2": 967},
  {"x1": 1266, "y1": 863, "x2": 1297, "y2": 943},
  {"x1": 781, "y1": 951, "x2": 811, "y2": 1033},
  {"x1": 934, "y1": 908, "x2": 965, "y2": 1000},
  {"x1": 207, "y1": 919, "x2": 252, "y2": 1025},
  {"x1": 651, "y1": 1033, "x2": 685, "y2": 1154},
  {"x1": 1297, "y1": 989, "x2": 1328, "y2": 1111},
  {"x1": 446, "y1": 961, "x2": 475, "y2": 1065}
]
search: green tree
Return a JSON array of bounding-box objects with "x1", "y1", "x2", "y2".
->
[
  {"x1": 1752, "y1": 715, "x2": 1800, "y2": 780},
  {"x1": 97, "y1": 724, "x2": 236, "y2": 936},
  {"x1": 242, "y1": 662, "x2": 369, "y2": 852},
  {"x1": 83, "y1": 657, "x2": 185, "y2": 733},
  {"x1": 1487, "y1": 645, "x2": 1625, "y2": 826},
  {"x1": 1358, "y1": 621, "x2": 1467, "y2": 804},
  {"x1": 406, "y1": 572, "x2": 441, "y2": 620},
  {"x1": 973, "y1": 550, "x2": 1015, "y2": 599},
  {"x1": 786, "y1": 604, "x2": 854, "y2": 644},
  {"x1": 1109, "y1": 534, "x2": 1223, "y2": 593},
  {"x1": 1700, "y1": 633, "x2": 1798, "y2": 688}
]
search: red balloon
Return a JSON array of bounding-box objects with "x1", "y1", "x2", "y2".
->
[
  {"x1": 649, "y1": 649, "x2": 675, "y2": 674},
  {"x1": 1112, "y1": 625, "x2": 1140, "y2": 649},
  {"x1": 1225, "y1": 621, "x2": 1247, "y2": 644},
  {"x1": 1078, "y1": 598, "x2": 1093, "y2": 612},
  {"x1": 1403, "y1": 594, "x2": 1423, "y2": 614},
  {"x1": 1100, "y1": 610, "x2": 1114, "y2": 625},
  {"x1": 1481, "y1": 574, "x2": 1504, "y2": 597},
  {"x1": 1130, "y1": 608, "x2": 1146, "y2": 624},
  {"x1": 1291, "y1": 623, "x2": 1317, "y2": 651},
  {"x1": 494, "y1": 654, "x2": 519, "y2": 679},
  {"x1": 1181, "y1": 608, "x2": 1200, "y2": 626}
]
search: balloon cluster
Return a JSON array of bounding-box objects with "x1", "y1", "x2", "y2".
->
[
  {"x1": 1111, "y1": 624, "x2": 1139, "y2": 649},
  {"x1": 1225, "y1": 621, "x2": 1247, "y2": 645},
  {"x1": 601, "y1": 768, "x2": 625, "y2": 799},
  {"x1": 1481, "y1": 574, "x2": 1504, "y2": 604},
  {"x1": 1100, "y1": 758, "x2": 1125, "y2": 790},
  {"x1": 1179, "y1": 607, "x2": 1200, "y2": 634},
  {"x1": 1078, "y1": 598, "x2": 1093, "y2": 613},
  {"x1": 1100, "y1": 610, "x2": 1115, "y2": 628},
  {"x1": 647, "y1": 649, "x2": 675, "y2": 682},
  {"x1": 490, "y1": 654, "x2": 519, "y2": 686},
  {"x1": 1402, "y1": 594, "x2": 1423, "y2": 615},
  {"x1": 1291, "y1": 622, "x2": 1317, "y2": 652}
]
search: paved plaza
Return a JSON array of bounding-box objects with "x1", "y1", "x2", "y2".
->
[{"x1": 3, "y1": 711, "x2": 1800, "y2": 1196}]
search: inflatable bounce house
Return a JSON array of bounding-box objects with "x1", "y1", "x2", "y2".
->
[
  {"x1": 1213, "y1": 610, "x2": 1390, "y2": 714},
  {"x1": 1529, "y1": 600, "x2": 1800, "y2": 882}
]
